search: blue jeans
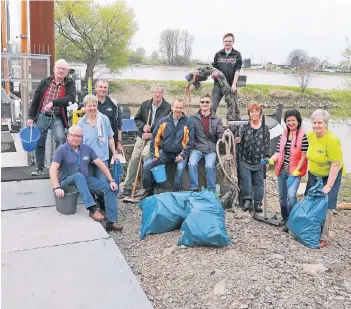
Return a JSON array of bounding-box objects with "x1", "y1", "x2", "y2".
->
[
  {"x1": 35, "y1": 113, "x2": 66, "y2": 170},
  {"x1": 143, "y1": 150, "x2": 188, "y2": 192},
  {"x1": 60, "y1": 173, "x2": 118, "y2": 223},
  {"x1": 188, "y1": 150, "x2": 216, "y2": 192},
  {"x1": 277, "y1": 169, "x2": 301, "y2": 221},
  {"x1": 89, "y1": 160, "x2": 109, "y2": 182},
  {"x1": 239, "y1": 165, "x2": 264, "y2": 204}
]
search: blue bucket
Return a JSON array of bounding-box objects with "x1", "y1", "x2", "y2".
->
[
  {"x1": 19, "y1": 126, "x2": 41, "y2": 152},
  {"x1": 150, "y1": 162, "x2": 167, "y2": 183}
]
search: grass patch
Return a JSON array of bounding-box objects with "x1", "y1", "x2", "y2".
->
[{"x1": 340, "y1": 173, "x2": 351, "y2": 203}]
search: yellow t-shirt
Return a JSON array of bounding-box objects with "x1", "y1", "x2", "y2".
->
[{"x1": 306, "y1": 130, "x2": 344, "y2": 177}]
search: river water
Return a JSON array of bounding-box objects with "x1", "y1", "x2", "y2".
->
[{"x1": 70, "y1": 63, "x2": 349, "y2": 90}]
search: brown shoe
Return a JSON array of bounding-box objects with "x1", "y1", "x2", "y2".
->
[
  {"x1": 106, "y1": 222, "x2": 123, "y2": 232},
  {"x1": 89, "y1": 210, "x2": 105, "y2": 222}
]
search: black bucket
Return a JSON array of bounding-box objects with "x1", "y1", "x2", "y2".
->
[{"x1": 55, "y1": 186, "x2": 79, "y2": 215}]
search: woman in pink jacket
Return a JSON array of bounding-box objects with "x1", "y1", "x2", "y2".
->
[{"x1": 270, "y1": 109, "x2": 309, "y2": 232}]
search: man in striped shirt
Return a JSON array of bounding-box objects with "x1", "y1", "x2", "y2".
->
[{"x1": 27, "y1": 59, "x2": 76, "y2": 176}]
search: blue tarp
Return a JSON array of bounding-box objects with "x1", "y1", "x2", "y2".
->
[{"x1": 287, "y1": 178, "x2": 328, "y2": 249}]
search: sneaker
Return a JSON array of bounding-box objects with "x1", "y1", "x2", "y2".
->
[
  {"x1": 122, "y1": 188, "x2": 132, "y2": 196},
  {"x1": 31, "y1": 168, "x2": 44, "y2": 176},
  {"x1": 282, "y1": 224, "x2": 289, "y2": 233},
  {"x1": 319, "y1": 240, "x2": 327, "y2": 248}
]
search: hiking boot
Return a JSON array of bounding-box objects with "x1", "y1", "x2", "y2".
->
[
  {"x1": 242, "y1": 200, "x2": 251, "y2": 212},
  {"x1": 88, "y1": 208, "x2": 105, "y2": 222},
  {"x1": 254, "y1": 202, "x2": 263, "y2": 213},
  {"x1": 31, "y1": 168, "x2": 44, "y2": 176},
  {"x1": 122, "y1": 188, "x2": 132, "y2": 197},
  {"x1": 106, "y1": 222, "x2": 123, "y2": 232}
]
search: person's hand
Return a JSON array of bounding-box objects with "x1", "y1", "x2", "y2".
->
[
  {"x1": 231, "y1": 84, "x2": 237, "y2": 93},
  {"x1": 175, "y1": 155, "x2": 184, "y2": 163},
  {"x1": 54, "y1": 188, "x2": 65, "y2": 198},
  {"x1": 143, "y1": 124, "x2": 151, "y2": 133},
  {"x1": 234, "y1": 137, "x2": 241, "y2": 143},
  {"x1": 81, "y1": 107, "x2": 86, "y2": 113},
  {"x1": 110, "y1": 181, "x2": 118, "y2": 191},
  {"x1": 152, "y1": 157, "x2": 158, "y2": 162},
  {"x1": 117, "y1": 142, "x2": 123, "y2": 154},
  {"x1": 260, "y1": 158, "x2": 270, "y2": 165},
  {"x1": 142, "y1": 133, "x2": 152, "y2": 140},
  {"x1": 26, "y1": 119, "x2": 34, "y2": 127},
  {"x1": 113, "y1": 151, "x2": 119, "y2": 162},
  {"x1": 292, "y1": 169, "x2": 300, "y2": 177},
  {"x1": 286, "y1": 176, "x2": 296, "y2": 188},
  {"x1": 322, "y1": 185, "x2": 332, "y2": 195},
  {"x1": 42, "y1": 101, "x2": 53, "y2": 112}
]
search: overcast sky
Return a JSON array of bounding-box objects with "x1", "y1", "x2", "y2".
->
[{"x1": 124, "y1": 0, "x2": 351, "y2": 65}]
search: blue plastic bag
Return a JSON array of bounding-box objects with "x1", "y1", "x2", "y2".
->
[
  {"x1": 178, "y1": 191, "x2": 231, "y2": 247},
  {"x1": 287, "y1": 178, "x2": 328, "y2": 249},
  {"x1": 138, "y1": 192, "x2": 192, "y2": 239}
]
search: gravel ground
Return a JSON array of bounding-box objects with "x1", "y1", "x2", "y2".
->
[{"x1": 109, "y1": 175, "x2": 351, "y2": 309}]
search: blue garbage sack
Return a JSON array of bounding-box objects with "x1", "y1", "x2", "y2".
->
[
  {"x1": 138, "y1": 191, "x2": 192, "y2": 239},
  {"x1": 178, "y1": 191, "x2": 231, "y2": 247},
  {"x1": 287, "y1": 178, "x2": 328, "y2": 249}
]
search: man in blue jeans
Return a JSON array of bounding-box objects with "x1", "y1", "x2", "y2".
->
[
  {"x1": 27, "y1": 59, "x2": 76, "y2": 176},
  {"x1": 141, "y1": 98, "x2": 194, "y2": 198},
  {"x1": 188, "y1": 94, "x2": 224, "y2": 192},
  {"x1": 49, "y1": 125, "x2": 122, "y2": 231}
]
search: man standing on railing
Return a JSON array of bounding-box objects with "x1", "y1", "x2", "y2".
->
[
  {"x1": 212, "y1": 33, "x2": 242, "y2": 119},
  {"x1": 27, "y1": 59, "x2": 76, "y2": 176},
  {"x1": 122, "y1": 86, "x2": 171, "y2": 197}
]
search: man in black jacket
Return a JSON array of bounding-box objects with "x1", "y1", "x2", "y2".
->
[
  {"x1": 26, "y1": 59, "x2": 76, "y2": 176},
  {"x1": 94, "y1": 79, "x2": 123, "y2": 155},
  {"x1": 122, "y1": 86, "x2": 171, "y2": 196},
  {"x1": 212, "y1": 33, "x2": 242, "y2": 116},
  {"x1": 188, "y1": 94, "x2": 224, "y2": 192}
]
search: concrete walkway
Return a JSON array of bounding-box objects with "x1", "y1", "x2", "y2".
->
[{"x1": 1, "y1": 179, "x2": 153, "y2": 309}]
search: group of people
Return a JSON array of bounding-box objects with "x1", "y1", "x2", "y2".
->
[{"x1": 26, "y1": 33, "x2": 345, "y2": 248}]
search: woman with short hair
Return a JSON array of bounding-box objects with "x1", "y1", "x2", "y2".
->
[
  {"x1": 305, "y1": 109, "x2": 345, "y2": 247},
  {"x1": 270, "y1": 109, "x2": 308, "y2": 231},
  {"x1": 77, "y1": 95, "x2": 118, "y2": 181},
  {"x1": 235, "y1": 103, "x2": 270, "y2": 212}
]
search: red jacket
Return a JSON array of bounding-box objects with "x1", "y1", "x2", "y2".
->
[{"x1": 275, "y1": 128, "x2": 308, "y2": 176}]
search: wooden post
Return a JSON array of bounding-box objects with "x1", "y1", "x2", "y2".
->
[{"x1": 1, "y1": 0, "x2": 10, "y2": 94}]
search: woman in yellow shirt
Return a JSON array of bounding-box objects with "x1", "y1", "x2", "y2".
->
[{"x1": 305, "y1": 109, "x2": 345, "y2": 248}]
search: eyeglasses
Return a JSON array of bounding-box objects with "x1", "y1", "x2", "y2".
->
[
  {"x1": 223, "y1": 41, "x2": 233, "y2": 43},
  {"x1": 200, "y1": 100, "x2": 211, "y2": 104},
  {"x1": 56, "y1": 67, "x2": 69, "y2": 71},
  {"x1": 69, "y1": 134, "x2": 82, "y2": 138}
]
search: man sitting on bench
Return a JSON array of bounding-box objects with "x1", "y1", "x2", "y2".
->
[
  {"x1": 188, "y1": 94, "x2": 224, "y2": 192},
  {"x1": 141, "y1": 98, "x2": 194, "y2": 198},
  {"x1": 49, "y1": 125, "x2": 123, "y2": 231}
]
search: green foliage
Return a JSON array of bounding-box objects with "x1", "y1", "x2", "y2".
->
[{"x1": 55, "y1": 0, "x2": 138, "y2": 80}]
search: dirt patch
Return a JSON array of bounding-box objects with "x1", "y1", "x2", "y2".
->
[{"x1": 110, "y1": 174, "x2": 351, "y2": 309}]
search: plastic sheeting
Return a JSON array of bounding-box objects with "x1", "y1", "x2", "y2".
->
[{"x1": 287, "y1": 178, "x2": 328, "y2": 249}]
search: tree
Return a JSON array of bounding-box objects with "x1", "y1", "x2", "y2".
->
[
  {"x1": 341, "y1": 38, "x2": 351, "y2": 89},
  {"x1": 136, "y1": 47, "x2": 146, "y2": 58},
  {"x1": 180, "y1": 30, "x2": 194, "y2": 61},
  {"x1": 151, "y1": 50, "x2": 159, "y2": 61},
  {"x1": 287, "y1": 49, "x2": 308, "y2": 68},
  {"x1": 55, "y1": 0, "x2": 137, "y2": 82},
  {"x1": 159, "y1": 29, "x2": 181, "y2": 64}
]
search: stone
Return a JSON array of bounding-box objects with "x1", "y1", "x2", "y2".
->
[
  {"x1": 302, "y1": 263, "x2": 328, "y2": 275},
  {"x1": 163, "y1": 245, "x2": 178, "y2": 256},
  {"x1": 272, "y1": 254, "x2": 285, "y2": 261},
  {"x1": 210, "y1": 269, "x2": 226, "y2": 279},
  {"x1": 213, "y1": 279, "x2": 227, "y2": 295},
  {"x1": 328, "y1": 260, "x2": 343, "y2": 272}
]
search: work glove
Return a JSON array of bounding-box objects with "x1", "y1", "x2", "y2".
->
[
  {"x1": 260, "y1": 158, "x2": 274, "y2": 165},
  {"x1": 286, "y1": 170, "x2": 300, "y2": 188}
]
